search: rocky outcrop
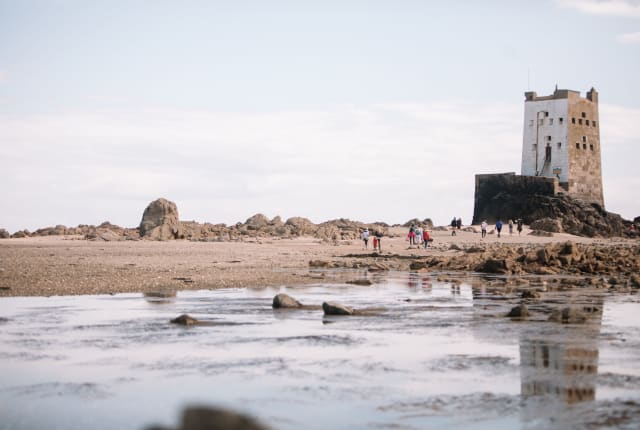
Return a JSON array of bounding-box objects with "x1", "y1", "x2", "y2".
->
[
  {"x1": 408, "y1": 241, "x2": 640, "y2": 279},
  {"x1": 140, "y1": 198, "x2": 183, "y2": 240},
  {"x1": 0, "y1": 229, "x2": 9, "y2": 239},
  {"x1": 473, "y1": 174, "x2": 625, "y2": 238}
]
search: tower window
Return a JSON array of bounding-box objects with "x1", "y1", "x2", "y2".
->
[
  {"x1": 579, "y1": 118, "x2": 583, "y2": 125},
  {"x1": 545, "y1": 112, "x2": 549, "y2": 117},
  {"x1": 593, "y1": 121, "x2": 597, "y2": 127},
  {"x1": 582, "y1": 136, "x2": 587, "y2": 142},
  {"x1": 546, "y1": 136, "x2": 552, "y2": 141},
  {"x1": 590, "y1": 144, "x2": 594, "y2": 151},
  {"x1": 576, "y1": 143, "x2": 580, "y2": 149},
  {"x1": 557, "y1": 142, "x2": 562, "y2": 149},
  {"x1": 529, "y1": 120, "x2": 534, "y2": 126},
  {"x1": 572, "y1": 118, "x2": 576, "y2": 124},
  {"x1": 586, "y1": 119, "x2": 590, "y2": 126},
  {"x1": 549, "y1": 118, "x2": 554, "y2": 125},
  {"x1": 559, "y1": 117, "x2": 564, "y2": 124},
  {"x1": 582, "y1": 112, "x2": 586, "y2": 118},
  {"x1": 583, "y1": 143, "x2": 587, "y2": 149}
]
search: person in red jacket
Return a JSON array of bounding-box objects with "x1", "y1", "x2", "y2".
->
[{"x1": 422, "y1": 229, "x2": 431, "y2": 250}]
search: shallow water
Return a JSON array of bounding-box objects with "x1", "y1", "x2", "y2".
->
[{"x1": 0, "y1": 272, "x2": 639, "y2": 430}]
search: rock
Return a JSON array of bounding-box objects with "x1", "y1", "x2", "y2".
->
[
  {"x1": 409, "y1": 261, "x2": 429, "y2": 271},
  {"x1": 346, "y1": 279, "x2": 372, "y2": 286},
  {"x1": 322, "y1": 301, "x2": 354, "y2": 316},
  {"x1": 367, "y1": 262, "x2": 389, "y2": 272},
  {"x1": 244, "y1": 214, "x2": 270, "y2": 230},
  {"x1": 630, "y1": 274, "x2": 640, "y2": 288},
  {"x1": 170, "y1": 314, "x2": 199, "y2": 325},
  {"x1": 0, "y1": 229, "x2": 10, "y2": 239},
  {"x1": 549, "y1": 307, "x2": 588, "y2": 324},
  {"x1": 11, "y1": 230, "x2": 30, "y2": 238},
  {"x1": 520, "y1": 290, "x2": 540, "y2": 299},
  {"x1": 272, "y1": 293, "x2": 303, "y2": 308},
  {"x1": 285, "y1": 217, "x2": 316, "y2": 236},
  {"x1": 309, "y1": 260, "x2": 331, "y2": 268},
  {"x1": 466, "y1": 246, "x2": 485, "y2": 253},
  {"x1": 140, "y1": 198, "x2": 183, "y2": 240},
  {"x1": 530, "y1": 217, "x2": 563, "y2": 233},
  {"x1": 507, "y1": 304, "x2": 529, "y2": 318},
  {"x1": 475, "y1": 258, "x2": 511, "y2": 274},
  {"x1": 148, "y1": 405, "x2": 270, "y2": 430}
]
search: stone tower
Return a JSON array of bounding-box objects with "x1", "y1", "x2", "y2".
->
[{"x1": 521, "y1": 87, "x2": 604, "y2": 207}]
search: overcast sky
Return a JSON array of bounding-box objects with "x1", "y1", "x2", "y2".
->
[{"x1": 1, "y1": 0, "x2": 639, "y2": 232}]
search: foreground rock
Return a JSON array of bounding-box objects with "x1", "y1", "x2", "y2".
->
[
  {"x1": 140, "y1": 198, "x2": 183, "y2": 240},
  {"x1": 170, "y1": 314, "x2": 199, "y2": 325},
  {"x1": 272, "y1": 293, "x2": 303, "y2": 309},
  {"x1": 148, "y1": 405, "x2": 270, "y2": 430},
  {"x1": 507, "y1": 304, "x2": 529, "y2": 318},
  {"x1": 322, "y1": 301, "x2": 354, "y2": 316}
]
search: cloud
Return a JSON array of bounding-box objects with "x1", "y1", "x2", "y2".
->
[
  {"x1": 0, "y1": 101, "x2": 638, "y2": 232},
  {"x1": 555, "y1": 0, "x2": 640, "y2": 17},
  {"x1": 617, "y1": 31, "x2": 640, "y2": 43}
]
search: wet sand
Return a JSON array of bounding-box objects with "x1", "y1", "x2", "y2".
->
[{"x1": 0, "y1": 226, "x2": 633, "y2": 297}]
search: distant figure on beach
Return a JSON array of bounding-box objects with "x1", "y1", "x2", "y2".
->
[
  {"x1": 517, "y1": 219, "x2": 523, "y2": 235},
  {"x1": 408, "y1": 224, "x2": 416, "y2": 246},
  {"x1": 628, "y1": 224, "x2": 637, "y2": 238},
  {"x1": 451, "y1": 217, "x2": 457, "y2": 236},
  {"x1": 423, "y1": 229, "x2": 431, "y2": 250},
  {"x1": 508, "y1": 219, "x2": 514, "y2": 235},
  {"x1": 374, "y1": 230, "x2": 383, "y2": 252},
  {"x1": 456, "y1": 218, "x2": 462, "y2": 230},
  {"x1": 415, "y1": 226, "x2": 423, "y2": 246},
  {"x1": 481, "y1": 220, "x2": 488, "y2": 238},
  {"x1": 496, "y1": 219, "x2": 503, "y2": 238},
  {"x1": 361, "y1": 228, "x2": 369, "y2": 249}
]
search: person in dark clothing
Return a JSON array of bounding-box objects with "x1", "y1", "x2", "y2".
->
[
  {"x1": 450, "y1": 217, "x2": 457, "y2": 236},
  {"x1": 456, "y1": 218, "x2": 462, "y2": 230},
  {"x1": 517, "y1": 219, "x2": 523, "y2": 235},
  {"x1": 496, "y1": 219, "x2": 503, "y2": 238}
]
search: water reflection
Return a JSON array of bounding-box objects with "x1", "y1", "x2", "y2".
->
[{"x1": 520, "y1": 297, "x2": 603, "y2": 403}]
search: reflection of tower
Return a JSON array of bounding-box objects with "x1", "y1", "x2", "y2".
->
[
  {"x1": 519, "y1": 297, "x2": 604, "y2": 422},
  {"x1": 520, "y1": 338, "x2": 599, "y2": 403}
]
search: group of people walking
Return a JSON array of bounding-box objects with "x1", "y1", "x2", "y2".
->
[
  {"x1": 360, "y1": 228, "x2": 383, "y2": 252},
  {"x1": 480, "y1": 218, "x2": 523, "y2": 238},
  {"x1": 407, "y1": 224, "x2": 431, "y2": 249}
]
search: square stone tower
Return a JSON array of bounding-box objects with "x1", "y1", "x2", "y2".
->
[{"x1": 521, "y1": 87, "x2": 604, "y2": 207}]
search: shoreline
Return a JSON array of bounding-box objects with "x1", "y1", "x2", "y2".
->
[{"x1": 1, "y1": 227, "x2": 638, "y2": 297}]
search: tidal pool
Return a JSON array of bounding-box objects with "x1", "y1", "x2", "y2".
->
[{"x1": 0, "y1": 272, "x2": 639, "y2": 430}]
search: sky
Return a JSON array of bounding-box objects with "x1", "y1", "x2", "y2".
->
[{"x1": 1, "y1": 0, "x2": 639, "y2": 233}]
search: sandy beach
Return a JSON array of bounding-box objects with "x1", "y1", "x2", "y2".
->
[{"x1": 0, "y1": 226, "x2": 634, "y2": 297}]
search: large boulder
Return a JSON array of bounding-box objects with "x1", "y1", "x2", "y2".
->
[
  {"x1": 0, "y1": 229, "x2": 9, "y2": 239},
  {"x1": 272, "y1": 293, "x2": 303, "y2": 309},
  {"x1": 530, "y1": 217, "x2": 563, "y2": 233},
  {"x1": 244, "y1": 214, "x2": 270, "y2": 230},
  {"x1": 322, "y1": 301, "x2": 354, "y2": 316},
  {"x1": 140, "y1": 198, "x2": 183, "y2": 240}
]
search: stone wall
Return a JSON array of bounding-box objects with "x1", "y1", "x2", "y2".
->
[{"x1": 472, "y1": 173, "x2": 558, "y2": 224}]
